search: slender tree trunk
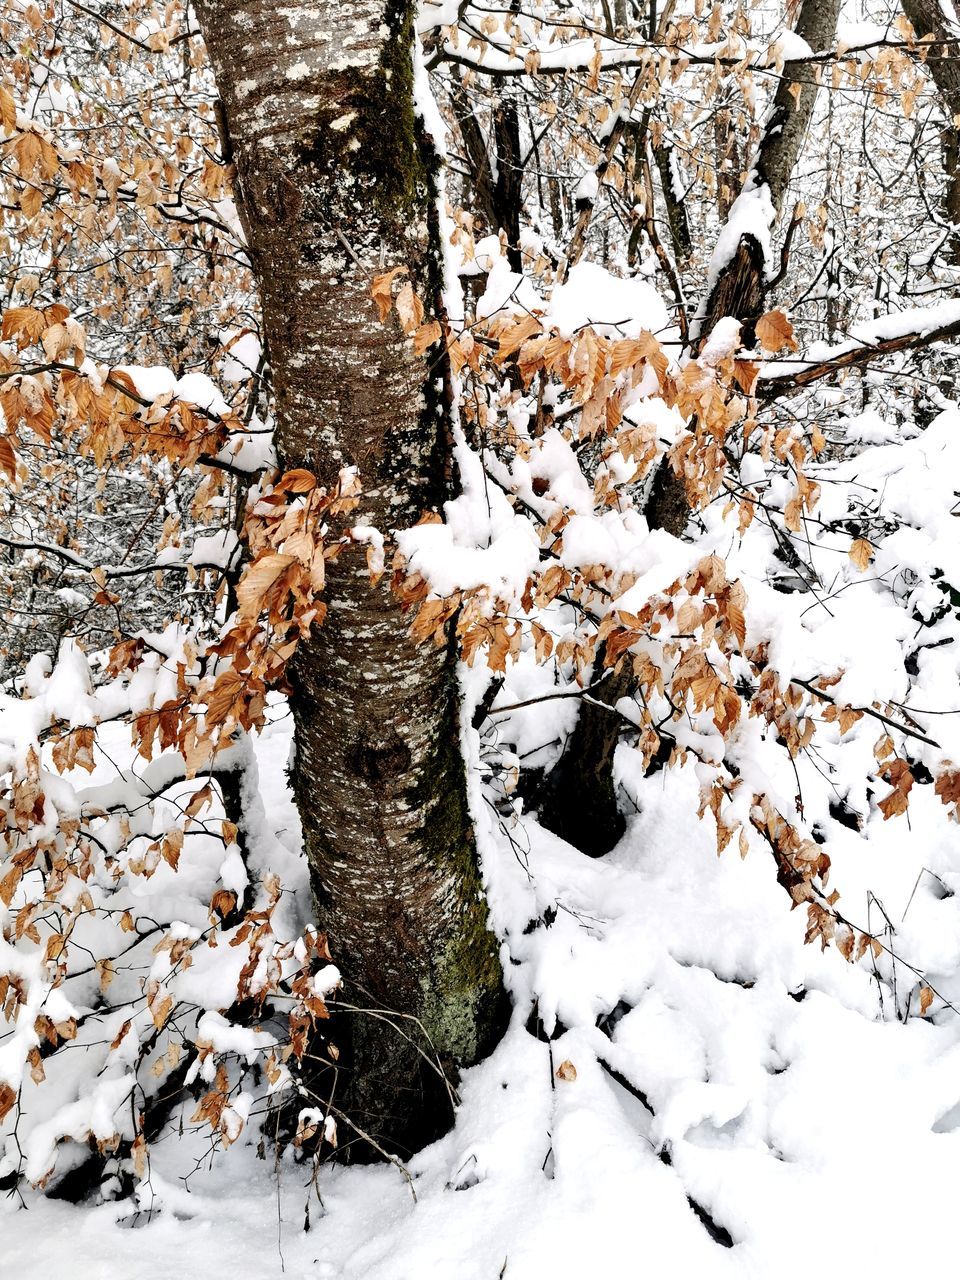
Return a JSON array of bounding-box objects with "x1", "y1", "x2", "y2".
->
[
  {"x1": 902, "y1": 0, "x2": 960, "y2": 263},
  {"x1": 492, "y1": 96, "x2": 524, "y2": 270},
  {"x1": 453, "y1": 85, "x2": 524, "y2": 270},
  {"x1": 540, "y1": 0, "x2": 840, "y2": 855},
  {"x1": 695, "y1": 0, "x2": 843, "y2": 348},
  {"x1": 653, "y1": 142, "x2": 692, "y2": 266},
  {"x1": 195, "y1": 0, "x2": 504, "y2": 1156}
]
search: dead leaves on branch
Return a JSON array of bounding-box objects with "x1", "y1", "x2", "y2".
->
[
  {"x1": 132, "y1": 465, "x2": 363, "y2": 763},
  {"x1": 377, "y1": 273, "x2": 946, "y2": 969},
  {"x1": 0, "y1": 302, "x2": 257, "y2": 484},
  {"x1": 371, "y1": 266, "x2": 442, "y2": 356},
  {"x1": 848, "y1": 538, "x2": 874, "y2": 571}
]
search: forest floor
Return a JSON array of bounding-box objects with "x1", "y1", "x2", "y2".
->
[{"x1": 3, "y1": 696, "x2": 959, "y2": 1279}]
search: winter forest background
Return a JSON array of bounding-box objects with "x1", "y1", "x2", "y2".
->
[{"x1": 2, "y1": 0, "x2": 960, "y2": 1275}]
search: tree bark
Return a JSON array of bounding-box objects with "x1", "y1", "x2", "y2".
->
[
  {"x1": 537, "y1": 658, "x2": 632, "y2": 856},
  {"x1": 451, "y1": 81, "x2": 523, "y2": 269},
  {"x1": 539, "y1": 0, "x2": 841, "y2": 855},
  {"x1": 902, "y1": 0, "x2": 960, "y2": 262},
  {"x1": 652, "y1": 141, "x2": 692, "y2": 266},
  {"x1": 194, "y1": 0, "x2": 504, "y2": 1156},
  {"x1": 695, "y1": 0, "x2": 843, "y2": 347}
]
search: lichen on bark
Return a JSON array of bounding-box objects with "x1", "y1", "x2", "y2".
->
[{"x1": 194, "y1": 0, "x2": 506, "y2": 1156}]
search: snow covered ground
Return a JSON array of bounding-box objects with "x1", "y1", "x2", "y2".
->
[{"x1": 3, "y1": 697, "x2": 960, "y2": 1279}]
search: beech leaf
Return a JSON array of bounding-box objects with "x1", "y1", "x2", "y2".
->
[{"x1": 755, "y1": 309, "x2": 798, "y2": 354}]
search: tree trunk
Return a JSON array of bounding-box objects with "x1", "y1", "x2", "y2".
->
[
  {"x1": 492, "y1": 96, "x2": 524, "y2": 271},
  {"x1": 451, "y1": 81, "x2": 523, "y2": 269},
  {"x1": 195, "y1": 0, "x2": 504, "y2": 1157},
  {"x1": 696, "y1": 0, "x2": 843, "y2": 347},
  {"x1": 537, "y1": 658, "x2": 632, "y2": 856},
  {"x1": 653, "y1": 142, "x2": 692, "y2": 266},
  {"x1": 902, "y1": 0, "x2": 960, "y2": 263},
  {"x1": 538, "y1": 0, "x2": 840, "y2": 856}
]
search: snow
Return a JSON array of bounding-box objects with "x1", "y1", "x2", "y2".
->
[
  {"x1": 5, "y1": 716, "x2": 960, "y2": 1276},
  {"x1": 190, "y1": 529, "x2": 239, "y2": 570},
  {"x1": 546, "y1": 262, "x2": 669, "y2": 338},
  {"x1": 699, "y1": 315, "x2": 742, "y2": 365},
  {"x1": 9, "y1": 7, "x2": 960, "y2": 1272},
  {"x1": 476, "y1": 257, "x2": 543, "y2": 321},
  {"x1": 836, "y1": 21, "x2": 895, "y2": 55},
  {"x1": 396, "y1": 433, "x2": 540, "y2": 603},
  {"x1": 703, "y1": 180, "x2": 775, "y2": 306},
  {"x1": 112, "y1": 366, "x2": 232, "y2": 418},
  {"x1": 573, "y1": 168, "x2": 598, "y2": 204},
  {"x1": 174, "y1": 372, "x2": 231, "y2": 419},
  {"x1": 765, "y1": 30, "x2": 813, "y2": 62},
  {"x1": 218, "y1": 330, "x2": 262, "y2": 384},
  {"x1": 114, "y1": 364, "x2": 176, "y2": 402}
]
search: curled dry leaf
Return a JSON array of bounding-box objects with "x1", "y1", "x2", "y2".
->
[{"x1": 370, "y1": 265, "x2": 407, "y2": 323}]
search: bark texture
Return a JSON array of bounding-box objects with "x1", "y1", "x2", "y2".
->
[
  {"x1": 195, "y1": 0, "x2": 504, "y2": 1155},
  {"x1": 902, "y1": 0, "x2": 960, "y2": 261},
  {"x1": 653, "y1": 142, "x2": 692, "y2": 266}
]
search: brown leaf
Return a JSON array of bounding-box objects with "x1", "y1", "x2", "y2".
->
[
  {"x1": 204, "y1": 669, "x2": 247, "y2": 729},
  {"x1": 848, "y1": 538, "x2": 873, "y2": 571},
  {"x1": 132, "y1": 1133, "x2": 148, "y2": 1180},
  {"x1": 110, "y1": 1018, "x2": 133, "y2": 1050},
  {"x1": 395, "y1": 281, "x2": 425, "y2": 336},
  {"x1": 0, "y1": 864, "x2": 21, "y2": 907},
  {"x1": 161, "y1": 827, "x2": 184, "y2": 871},
  {"x1": 0, "y1": 85, "x2": 16, "y2": 134},
  {"x1": 726, "y1": 602, "x2": 746, "y2": 650},
  {"x1": 0, "y1": 435, "x2": 16, "y2": 482},
  {"x1": 1, "y1": 306, "x2": 45, "y2": 345},
  {"x1": 0, "y1": 1083, "x2": 15, "y2": 1123},
  {"x1": 210, "y1": 889, "x2": 236, "y2": 919},
  {"x1": 413, "y1": 319, "x2": 442, "y2": 356},
  {"x1": 732, "y1": 359, "x2": 759, "y2": 395},
  {"x1": 276, "y1": 468, "x2": 317, "y2": 493},
  {"x1": 497, "y1": 314, "x2": 542, "y2": 361},
  {"x1": 185, "y1": 782, "x2": 213, "y2": 818},
  {"x1": 151, "y1": 994, "x2": 173, "y2": 1030},
  {"x1": 755, "y1": 309, "x2": 798, "y2": 354},
  {"x1": 236, "y1": 553, "x2": 296, "y2": 620},
  {"x1": 555, "y1": 1059, "x2": 577, "y2": 1082},
  {"x1": 919, "y1": 985, "x2": 934, "y2": 1016},
  {"x1": 370, "y1": 266, "x2": 407, "y2": 323},
  {"x1": 44, "y1": 933, "x2": 66, "y2": 964},
  {"x1": 96, "y1": 958, "x2": 115, "y2": 992}
]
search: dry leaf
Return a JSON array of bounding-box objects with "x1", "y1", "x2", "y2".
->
[
  {"x1": 370, "y1": 266, "x2": 407, "y2": 323},
  {"x1": 413, "y1": 319, "x2": 442, "y2": 356},
  {"x1": 755, "y1": 309, "x2": 798, "y2": 354},
  {"x1": 236, "y1": 553, "x2": 296, "y2": 620},
  {"x1": 848, "y1": 538, "x2": 873, "y2": 571}
]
